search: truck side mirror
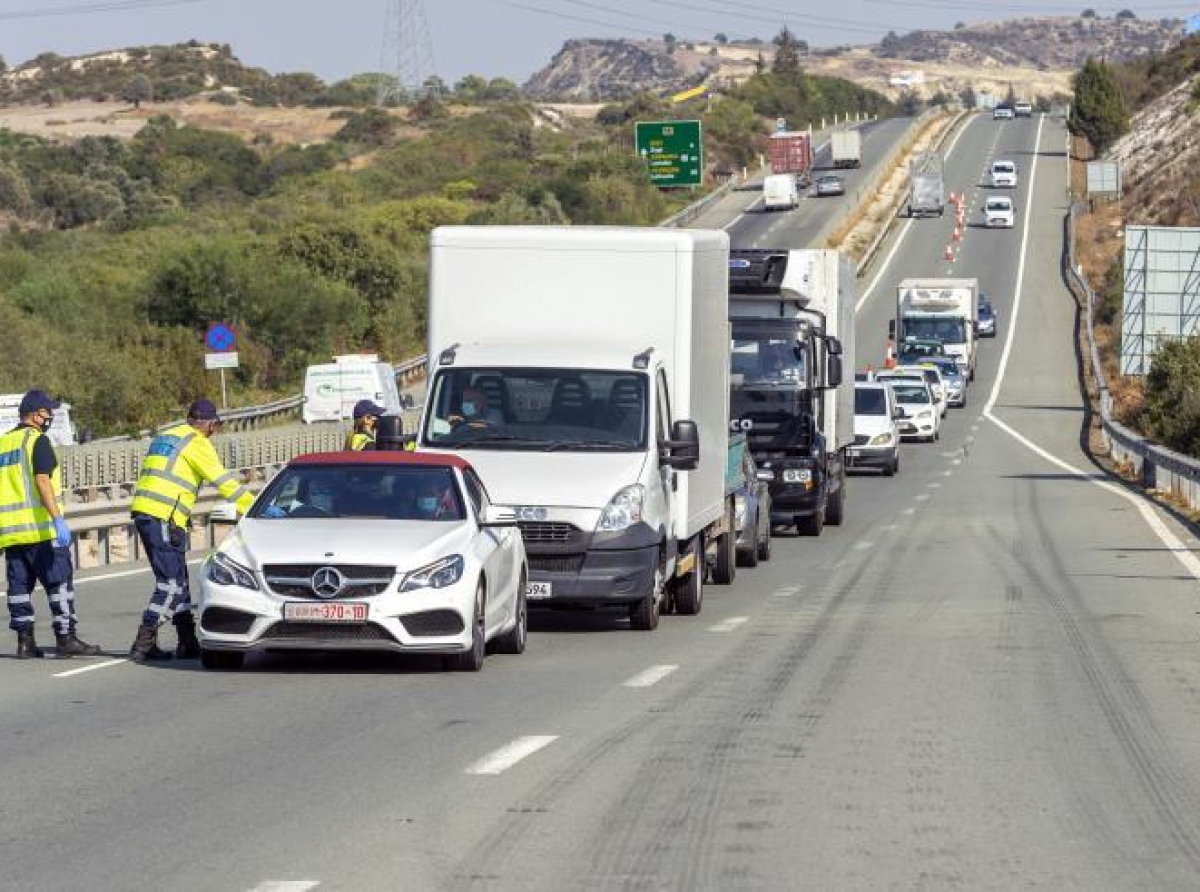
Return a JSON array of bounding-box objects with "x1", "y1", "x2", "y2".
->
[
  {"x1": 827, "y1": 356, "x2": 843, "y2": 388},
  {"x1": 665, "y1": 420, "x2": 700, "y2": 471},
  {"x1": 888, "y1": 320, "x2": 896, "y2": 340},
  {"x1": 376, "y1": 414, "x2": 407, "y2": 451},
  {"x1": 826, "y1": 336, "x2": 843, "y2": 356}
]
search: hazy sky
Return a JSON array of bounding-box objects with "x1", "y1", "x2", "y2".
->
[{"x1": 0, "y1": 0, "x2": 1189, "y2": 85}]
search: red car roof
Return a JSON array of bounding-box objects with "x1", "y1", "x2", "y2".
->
[{"x1": 290, "y1": 451, "x2": 472, "y2": 471}]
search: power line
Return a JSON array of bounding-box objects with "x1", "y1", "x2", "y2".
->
[
  {"x1": 483, "y1": 0, "x2": 670, "y2": 38},
  {"x1": 0, "y1": 0, "x2": 204, "y2": 20}
]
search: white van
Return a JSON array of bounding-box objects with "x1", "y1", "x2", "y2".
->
[
  {"x1": 302, "y1": 355, "x2": 402, "y2": 423},
  {"x1": 762, "y1": 173, "x2": 800, "y2": 211},
  {"x1": 0, "y1": 394, "x2": 77, "y2": 447}
]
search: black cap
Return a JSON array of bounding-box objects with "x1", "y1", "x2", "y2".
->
[
  {"x1": 187, "y1": 399, "x2": 221, "y2": 422},
  {"x1": 353, "y1": 399, "x2": 386, "y2": 419},
  {"x1": 19, "y1": 390, "x2": 60, "y2": 416}
]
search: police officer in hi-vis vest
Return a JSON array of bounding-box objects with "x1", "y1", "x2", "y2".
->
[
  {"x1": 0, "y1": 390, "x2": 102, "y2": 659},
  {"x1": 128, "y1": 399, "x2": 254, "y2": 662}
]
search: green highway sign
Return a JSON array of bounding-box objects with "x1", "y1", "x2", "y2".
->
[{"x1": 635, "y1": 119, "x2": 703, "y2": 188}]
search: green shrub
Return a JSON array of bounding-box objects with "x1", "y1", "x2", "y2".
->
[{"x1": 1145, "y1": 336, "x2": 1200, "y2": 457}]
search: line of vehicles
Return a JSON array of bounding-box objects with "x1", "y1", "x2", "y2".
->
[
  {"x1": 196, "y1": 230, "x2": 871, "y2": 671},
  {"x1": 763, "y1": 125, "x2": 859, "y2": 211}
]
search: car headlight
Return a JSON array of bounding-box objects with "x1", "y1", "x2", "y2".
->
[
  {"x1": 597, "y1": 484, "x2": 645, "y2": 532},
  {"x1": 399, "y1": 554, "x2": 464, "y2": 593},
  {"x1": 869, "y1": 432, "x2": 894, "y2": 445},
  {"x1": 918, "y1": 410, "x2": 933, "y2": 419},
  {"x1": 734, "y1": 493, "x2": 747, "y2": 527},
  {"x1": 206, "y1": 552, "x2": 259, "y2": 590}
]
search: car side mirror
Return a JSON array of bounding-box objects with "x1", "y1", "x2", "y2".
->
[
  {"x1": 665, "y1": 420, "x2": 700, "y2": 471},
  {"x1": 827, "y1": 355, "x2": 843, "y2": 388},
  {"x1": 479, "y1": 505, "x2": 518, "y2": 529}
]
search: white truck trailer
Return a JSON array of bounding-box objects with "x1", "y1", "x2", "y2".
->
[
  {"x1": 420, "y1": 226, "x2": 737, "y2": 629},
  {"x1": 893, "y1": 278, "x2": 980, "y2": 380},
  {"x1": 729, "y1": 249, "x2": 856, "y2": 535},
  {"x1": 830, "y1": 129, "x2": 862, "y2": 168}
]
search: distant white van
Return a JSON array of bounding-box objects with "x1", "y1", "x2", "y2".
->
[
  {"x1": 762, "y1": 173, "x2": 800, "y2": 211},
  {"x1": 0, "y1": 394, "x2": 77, "y2": 447},
  {"x1": 302, "y1": 355, "x2": 402, "y2": 424}
]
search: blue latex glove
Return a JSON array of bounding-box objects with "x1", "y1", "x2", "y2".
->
[
  {"x1": 262, "y1": 506, "x2": 287, "y2": 519},
  {"x1": 53, "y1": 517, "x2": 71, "y2": 548}
]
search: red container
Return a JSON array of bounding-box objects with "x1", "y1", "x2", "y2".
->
[{"x1": 767, "y1": 132, "x2": 814, "y2": 179}]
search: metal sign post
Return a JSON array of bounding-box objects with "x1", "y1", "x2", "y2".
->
[{"x1": 204, "y1": 322, "x2": 239, "y2": 409}]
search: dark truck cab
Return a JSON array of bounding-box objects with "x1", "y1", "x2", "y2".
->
[{"x1": 728, "y1": 250, "x2": 851, "y2": 536}]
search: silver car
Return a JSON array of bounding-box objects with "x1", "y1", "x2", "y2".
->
[{"x1": 815, "y1": 174, "x2": 845, "y2": 197}]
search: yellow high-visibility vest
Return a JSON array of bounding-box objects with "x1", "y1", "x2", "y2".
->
[
  {"x1": 0, "y1": 427, "x2": 63, "y2": 549},
  {"x1": 130, "y1": 423, "x2": 254, "y2": 529},
  {"x1": 346, "y1": 431, "x2": 375, "y2": 451}
]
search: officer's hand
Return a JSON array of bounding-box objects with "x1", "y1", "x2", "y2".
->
[{"x1": 53, "y1": 517, "x2": 72, "y2": 549}]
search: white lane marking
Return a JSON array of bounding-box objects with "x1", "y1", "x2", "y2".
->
[
  {"x1": 622, "y1": 664, "x2": 679, "y2": 688},
  {"x1": 915, "y1": 494, "x2": 930, "y2": 502},
  {"x1": 981, "y1": 114, "x2": 1200, "y2": 585},
  {"x1": 879, "y1": 524, "x2": 899, "y2": 531},
  {"x1": 708, "y1": 616, "x2": 749, "y2": 633},
  {"x1": 952, "y1": 459, "x2": 962, "y2": 466},
  {"x1": 247, "y1": 883, "x2": 320, "y2": 892},
  {"x1": 901, "y1": 507, "x2": 916, "y2": 515},
  {"x1": 465, "y1": 736, "x2": 558, "y2": 776},
  {"x1": 943, "y1": 470, "x2": 953, "y2": 477},
  {"x1": 53, "y1": 658, "x2": 128, "y2": 678},
  {"x1": 928, "y1": 482, "x2": 941, "y2": 489},
  {"x1": 854, "y1": 540, "x2": 875, "y2": 550},
  {"x1": 856, "y1": 113, "x2": 977, "y2": 311},
  {"x1": 773, "y1": 584, "x2": 802, "y2": 597},
  {"x1": 76, "y1": 557, "x2": 205, "y2": 587}
]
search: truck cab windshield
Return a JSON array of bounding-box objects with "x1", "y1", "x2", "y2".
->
[
  {"x1": 731, "y1": 335, "x2": 808, "y2": 387},
  {"x1": 423, "y1": 368, "x2": 647, "y2": 451},
  {"x1": 903, "y1": 318, "x2": 967, "y2": 345}
]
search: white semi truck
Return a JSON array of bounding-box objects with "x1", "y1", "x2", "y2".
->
[
  {"x1": 830, "y1": 129, "x2": 862, "y2": 168},
  {"x1": 420, "y1": 226, "x2": 740, "y2": 630},
  {"x1": 892, "y1": 278, "x2": 980, "y2": 380},
  {"x1": 728, "y1": 249, "x2": 855, "y2": 536}
]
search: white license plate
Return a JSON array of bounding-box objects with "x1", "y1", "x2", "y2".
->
[
  {"x1": 283, "y1": 602, "x2": 369, "y2": 622},
  {"x1": 525, "y1": 582, "x2": 553, "y2": 600},
  {"x1": 782, "y1": 469, "x2": 811, "y2": 484}
]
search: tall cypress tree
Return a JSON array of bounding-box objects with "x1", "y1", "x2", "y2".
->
[{"x1": 1069, "y1": 57, "x2": 1130, "y2": 153}]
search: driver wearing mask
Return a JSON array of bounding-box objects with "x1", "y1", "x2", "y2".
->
[{"x1": 449, "y1": 386, "x2": 503, "y2": 427}]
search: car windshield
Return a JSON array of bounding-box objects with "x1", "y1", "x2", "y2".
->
[
  {"x1": 731, "y1": 335, "x2": 807, "y2": 389},
  {"x1": 929, "y1": 360, "x2": 959, "y2": 377},
  {"x1": 855, "y1": 388, "x2": 887, "y2": 415},
  {"x1": 987, "y1": 199, "x2": 1011, "y2": 211},
  {"x1": 252, "y1": 465, "x2": 466, "y2": 521},
  {"x1": 903, "y1": 319, "x2": 967, "y2": 344},
  {"x1": 423, "y1": 367, "x2": 647, "y2": 451},
  {"x1": 820, "y1": 176, "x2": 840, "y2": 184},
  {"x1": 993, "y1": 163, "x2": 1014, "y2": 174},
  {"x1": 892, "y1": 384, "x2": 930, "y2": 404}
]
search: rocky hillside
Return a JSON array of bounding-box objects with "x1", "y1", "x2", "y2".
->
[
  {"x1": 525, "y1": 16, "x2": 1183, "y2": 101},
  {"x1": 1110, "y1": 78, "x2": 1200, "y2": 226}
]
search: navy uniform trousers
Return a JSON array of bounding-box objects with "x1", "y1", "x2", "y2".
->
[
  {"x1": 133, "y1": 514, "x2": 192, "y2": 628},
  {"x1": 6, "y1": 541, "x2": 77, "y2": 634}
]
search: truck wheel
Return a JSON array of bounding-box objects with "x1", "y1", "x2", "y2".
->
[
  {"x1": 672, "y1": 539, "x2": 703, "y2": 615},
  {"x1": 738, "y1": 540, "x2": 759, "y2": 569},
  {"x1": 712, "y1": 506, "x2": 737, "y2": 585},
  {"x1": 797, "y1": 509, "x2": 824, "y2": 537},
  {"x1": 825, "y1": 469, "x2": 846, "y2": 526}
]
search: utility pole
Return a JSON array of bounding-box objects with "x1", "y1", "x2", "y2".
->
[{"x1": 377, "y1": 0, "x2": 438, "y2": 106}]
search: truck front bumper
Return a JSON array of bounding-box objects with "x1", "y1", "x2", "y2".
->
[
  {"x1": 769, "y1": 481, "x2": 825, "y2": 523},
  {"x1": 523, "y1": 522, "x2": 660, "y2": 608}
]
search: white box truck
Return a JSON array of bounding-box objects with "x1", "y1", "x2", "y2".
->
[
  {"x1": 728, "y1": 249, "x2": 855, "y2": 535},
  {"x1": 831, "y1": 129, "x2": 862, "y2": 168},
  {"x1": 302, "y1": 355, "x2": 402, "y2": 423},
  {"x1": 892, "y1": 278, "x2": 980, "y2": 381},
  {"x1": 420, "y1": 226, "x2": 737, "y2": 629},
  {"x1": 908, "y1": 151, "x2": 945, "y2": 218},
  {"x1": 762, "y1": 173, "x2": 800, "y2": 211}
]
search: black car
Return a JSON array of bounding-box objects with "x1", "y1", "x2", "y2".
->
[{"x1": 978, "y1": 297, "x2": 997, "y2": 338}]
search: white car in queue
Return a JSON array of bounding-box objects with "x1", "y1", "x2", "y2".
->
[
  {"x1": 197, "y1": 451, "x2": 528, "y2": 672},
  {"x1": 890, "y1": 379, "x2": 942, "y2": 442},
  {"x1": 984, "y1": 195, "x2": 1015, "y2": 228}
]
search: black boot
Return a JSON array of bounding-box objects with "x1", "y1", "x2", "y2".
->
[
  {"x1": 129, "y1": 624, "x2": 172, "y2": 663},
  {"x1": 174, "y1": 616, "x2": 200, "y2": 660},
  {"x1": 16, "y1": 629, "x2": 44, "y2": 659},
  {"x1": 56, "y1": 632, "x2": 102, "y2": 658}
]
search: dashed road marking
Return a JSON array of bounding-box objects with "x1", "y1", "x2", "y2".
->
[
  {"x1": 928, "y1": 482, "x2": 941, "y2": 489},
  {"x1": 902, "y1": 507, "x2": 916, "y2": 515},
  {"x1": 246, "y1": 883, "x2": 320, "y2": 892},
  {"x1": 854, "y1": 540, "x2": 875, "y2": 551},
  {"x1": 708, "y1": 616, "x2": 749, "y2": 633},
  {"x1": 623, "y1": 664, "x2": 679, "y2": 688},
  {"x1": 466, "y1": 736, "x2": 559, "y2": 776},
  {"x1": 773, "y1": 585, "x2": 802, "y2": 597},
  {"x1": 952, "y1": 459, "x2": 962, "y2": 466},
  {"x1": 53, "y1": 658, "x2": 128, "y2": 679},
  {"x1": 915, "y1": 494, "x2": 930, "y2": 502},
  {"x1": 943, "y1": 470, "x2": 954, "y2": 477}
]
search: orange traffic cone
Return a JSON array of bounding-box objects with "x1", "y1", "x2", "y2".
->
[
  {"x1": 944, "y1": 243, "x2": 954, "y2": 261},
  {"x1": 953, "y1": 226, "x2": 962, "y2": 241}
]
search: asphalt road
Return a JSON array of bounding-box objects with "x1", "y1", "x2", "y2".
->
[{"x1": 4, "y1": 115, "x2": 1200, "y2": 891}]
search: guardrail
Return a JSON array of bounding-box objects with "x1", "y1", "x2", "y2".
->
[{"x1": 1065, "y1": 201, "x2": 1200, "y2": 512}]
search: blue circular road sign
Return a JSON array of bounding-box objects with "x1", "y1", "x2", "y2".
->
[{"x1": 205, "y1": 322, "x2": 237, "y2": 353}]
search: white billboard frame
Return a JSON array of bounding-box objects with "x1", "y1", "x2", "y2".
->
[{"x1": 1121, "y1": 225, "x2": 1200, "y2": 375}]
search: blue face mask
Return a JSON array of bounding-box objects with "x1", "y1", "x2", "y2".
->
[
  {"x1": 461, "y1": 401, "x2": 478, "y2": 418},
  {"x1": 417, "y1": 497, "x2": 439, "y2": 513}
]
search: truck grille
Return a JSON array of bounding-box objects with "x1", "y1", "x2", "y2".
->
[
  {"x1": 517, "y1": 522, "x2": 578, "y2": 544},
  {"x1": 527, "y1": 553, "x2": 586, "y2": 574},
  {"x1": 262, "y1": 564, "x2": 395, "y2": 599}
]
